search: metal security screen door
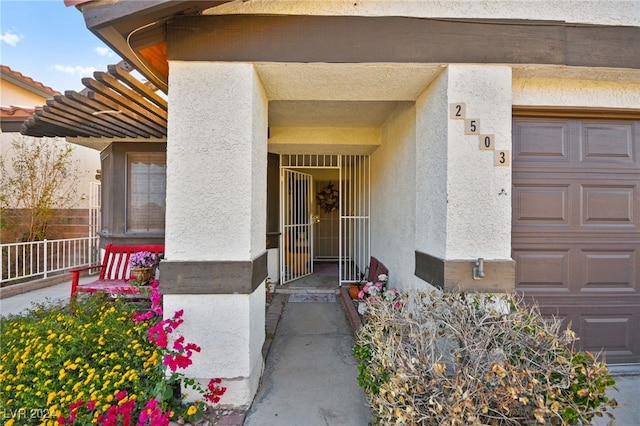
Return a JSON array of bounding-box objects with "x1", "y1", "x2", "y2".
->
[
  {"x1": 340, "y1": 155, "x2": 371, "y2": 286},
  {"x1": 280, "y1": 155, "x2": 370, "y2": 286},
  {"x1": 281, "y1": 169, "x2": 314, "y2": 283}
]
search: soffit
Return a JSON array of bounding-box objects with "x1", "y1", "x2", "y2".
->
[{"x1": 261, "y1": 63, "x2": 443, "y2": 128}]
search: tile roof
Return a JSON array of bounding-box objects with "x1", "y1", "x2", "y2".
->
[{"x1": 0, "y1": 65, "x2": 61, "y2": 97}]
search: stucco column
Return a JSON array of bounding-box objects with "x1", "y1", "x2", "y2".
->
[
  {"x1": 415, "y1": 65, "x2": 515, "y2": 292},
  {"x1": 160, "y1": 61, "x2": 268, "y2": 406}
]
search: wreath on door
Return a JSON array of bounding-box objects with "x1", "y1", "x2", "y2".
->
[{"x1": 317, "y1": 182, "x2": 339, "y2": 212}]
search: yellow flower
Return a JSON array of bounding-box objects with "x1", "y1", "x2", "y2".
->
[
  {"x1": 187, "y1": 405, "x2": 198, "y2": 416},
  {"x1": 5, "y1": 419, "x2": 15, "y2": 426}
]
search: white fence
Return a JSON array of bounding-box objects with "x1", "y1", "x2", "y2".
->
[{"x1": 1, "y1": 236, "x2": 99, "y2": 285}]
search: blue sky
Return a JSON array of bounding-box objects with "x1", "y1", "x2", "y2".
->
[{"x1": 0, "y1": 0, "x2": 118, "y2": 93}]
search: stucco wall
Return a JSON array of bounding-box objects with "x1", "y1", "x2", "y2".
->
[
  {"x1": 166, "y1": 61, "x2": 267, "y2": 261},
  {"x1": 164, "y1": 61, "x2": 267, "y2": 406},
  {"x1": 445, "y1": 65, "x2": 513, "y2": 260},
  {"x1": 415, "y1": 68, "x2": 449, "y2": 261},
  {"x1": 371, "y1": 102, "x2": 417, "y2": 290},
  {"x1": 163, "y1": 289, "x2": 265, "y2": 406},
  {"x1": 211, "y1": 0, "x2": 640, "y2": 26},
  {"x1": 1, "y1": 81, "x2": 48, "y2": 106},
  {"x1": 268, "y1": 127, "x2": 380, "y2": 155},
  {"x1": 513, "y1": 77, "x2": 640, "y2": 109}
]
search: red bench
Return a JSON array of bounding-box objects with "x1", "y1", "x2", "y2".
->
[{"x1": 69, "y1": 243, "x2": 164, "y2": 298}]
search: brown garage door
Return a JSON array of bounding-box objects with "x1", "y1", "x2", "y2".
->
[{"x1": 512, "y1": 117, "x2": 640, "y2": 364}]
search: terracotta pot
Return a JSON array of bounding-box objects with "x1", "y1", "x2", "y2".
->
[{"x1": 349, "y1": 283, "x2": 363, "y2": 300}]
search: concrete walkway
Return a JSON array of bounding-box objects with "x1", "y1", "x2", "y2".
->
[{"x1": 245, "y1": 292, "x2": 371, "y2": 426}]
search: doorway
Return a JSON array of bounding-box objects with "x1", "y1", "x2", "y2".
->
[{"x1": 280, "y1": 154, "x2": 370, "y2": 286}]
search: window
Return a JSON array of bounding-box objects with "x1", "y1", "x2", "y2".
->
[{"x1": 126, "y1": 153, "x2": 166, "y2": 233}]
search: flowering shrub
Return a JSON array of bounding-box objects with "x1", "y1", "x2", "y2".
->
[
  {"x1": 129, "y1": 251, "x2": 159, "y2": 269},
  {"x1": 0, "y1": 282, "x2": 225, "y2": 425},
  {"x1": 357, "y1": 274, "x2": 399, "y2": 316},
  {"x1": 354, "y1": 289, "x2": 617, "y2": 425}
]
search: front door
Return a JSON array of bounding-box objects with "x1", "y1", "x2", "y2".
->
[{"x1": 281, "y1": 169, "x2": 314, "y2": 284}]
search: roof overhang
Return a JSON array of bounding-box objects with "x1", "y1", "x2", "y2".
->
[{"x1": 67, "y1": 0, "x2": 232, "y2": 93}]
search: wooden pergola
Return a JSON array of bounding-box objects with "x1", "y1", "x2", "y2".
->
[{"x1": 21, "y1": 61, "x2": 167, "y2": 149}]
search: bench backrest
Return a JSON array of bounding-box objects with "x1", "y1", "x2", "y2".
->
[
  {"x1": 366, "y1": 256, "x2": 389, "y2": 283},
  {"x1": 99, "y1": 244, "x2": 165, "y2": 280}
]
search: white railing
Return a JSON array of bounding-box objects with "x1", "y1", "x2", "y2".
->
[{"x1": 1, "y1": 236, "x2": 99, "y2": 285}]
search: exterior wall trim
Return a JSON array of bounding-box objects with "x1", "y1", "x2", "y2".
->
[
  {"x1": 159, "y1": 251, "x2": 268, "y2": 294},
  {"x1": 415, "y1": 251, "x2": 515, "y2": 292},
  {"x1": 167, "y1": 15, "x2": 640, "y2": 69},
  {"x1": 513, "y1": 106, "x2": 640, "y2": 119}
]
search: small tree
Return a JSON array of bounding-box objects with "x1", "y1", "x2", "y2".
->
[{"x1": 0, "y1": 136, "x2": 80, "y2": 242}]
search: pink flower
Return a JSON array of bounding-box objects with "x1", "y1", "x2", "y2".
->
[
  {"x1": 133, "y1": 311, "x2": 154, "y2": 322},
  {"x1": 148, "y1": 323, "x2": 168, "y2": 348},
  {"x1": 163, "y1": 353, "x2": 193, "y2": 372},
  {"x1": 204, "y1": 378, "x2": 227, "y2": 403}
]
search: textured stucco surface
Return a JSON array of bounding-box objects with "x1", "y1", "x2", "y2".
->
[
  {"x1": 445, "y1": 65, "x2": 513, "y2": 260},
  {"x1": 164, "y1": 62, "x2": 267, "y2": 406},
  {"x1": 163, "y1": 287, "x2": 265, "y2": 406},
  {"x1": 513, "y1": 77, "x2": 640, "y2": 109},
  {"x1": 415, "y1": 69, "x2": 449, "y2": 261},
  {"x1": 166, "y1": 61, "x2": 267, "y2": 261},
  {"x1": 371, "y1": 102, "x2": 418, "y2": 289},
  {"x1": 268, "y1": 127, "x2": 380, "y2": 155},
  {"x1": 210, "y1": 0, "x2": 640, "y2": 26}
]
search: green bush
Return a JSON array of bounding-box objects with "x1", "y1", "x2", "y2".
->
[{"x1": 354, "y1": 290, "x2": 617, "y2": 425}]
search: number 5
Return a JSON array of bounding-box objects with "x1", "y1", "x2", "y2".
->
[{"x1": 465, "y1": 119, "x2": 480, "y2": 135}]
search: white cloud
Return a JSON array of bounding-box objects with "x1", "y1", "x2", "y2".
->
[
  {"x1": 52, "y1": 64, "x2": 98, "y2": 78},
  {"x1": 94, "y1": 46, "x2": 115, "y2": 57},
  {"x1": 0, "y1": 31, "x2": 22, "y2": 47}
]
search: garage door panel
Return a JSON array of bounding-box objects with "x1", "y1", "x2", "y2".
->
[
  {"x1": 513, "y1": 120, "x2": 569, "y2": 162},
  {"x1": 582, "y1": 184, "x2": 636, "y2": 226},
  {"x1": 514, "y1": 179, "x2": 640, "y2": 232},
  {"x1": 581, "y1": 122, "x2": 635, "y2": 165},
  {"x1": 581, "y1": 315, "x2": 635, "y2": 358},
  {"x1": 581, "y1": 249, "x2": 637, "y2": 291},
  {"x1": 513, "y1": 249, "x2": 569, "y2": 290},
  {"x1": 513, "y1": 184, "x2": 569, "y2": 224},
  {"x1": 525, "y1": 298, "x2": 640, "y2": 362}
]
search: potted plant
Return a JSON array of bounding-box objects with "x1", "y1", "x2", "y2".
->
[{"x1": 129, "y1": 251, "x2": 160, "y2": 285}]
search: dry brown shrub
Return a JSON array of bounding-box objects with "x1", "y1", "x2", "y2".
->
[{"x1": 353, "y1": 290, "x2": 617, "y2": 425}]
